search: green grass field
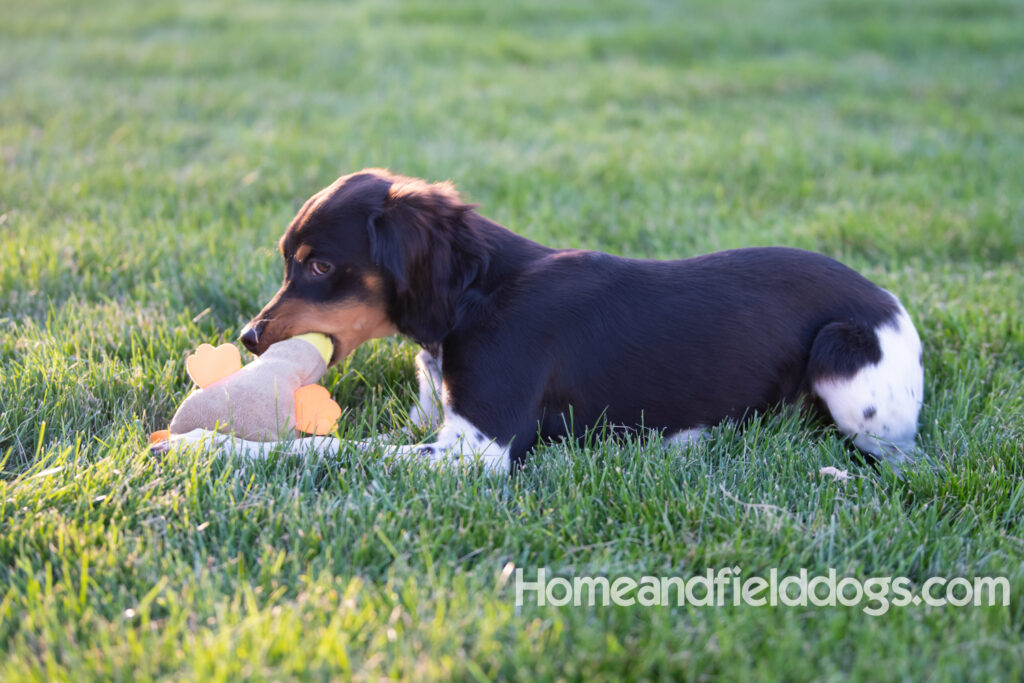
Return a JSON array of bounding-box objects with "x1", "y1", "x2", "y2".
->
[{"x1": 2, "y1": 0, "x2": 1023, "y2": 679}]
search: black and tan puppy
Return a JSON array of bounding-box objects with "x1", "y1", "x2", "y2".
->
[{"x1": 239, "y1": 169, "x2": 924, "y2": 474}]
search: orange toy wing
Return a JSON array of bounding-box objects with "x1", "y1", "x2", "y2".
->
[
  {"x1": 185, "y1": 343, "x2": 243, "y2": 388},
  {"x1": 293, "y1": 384, "x2": 342, "y2": 435}
]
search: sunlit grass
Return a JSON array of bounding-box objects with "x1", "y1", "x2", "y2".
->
[{"x1": 1, "y1": 0, "x2": 1022, "y2": 679}]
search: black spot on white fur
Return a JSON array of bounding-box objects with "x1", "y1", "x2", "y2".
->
[
  {"x1": 807, "y1": 321, "x2": 886, "y2": 380},
  {"x1": 811, "y1": 305, "x2": 924, "y2": 470}
]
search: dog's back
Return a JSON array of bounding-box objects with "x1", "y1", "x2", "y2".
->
[{"x1": 444, "y1": 245, "x2": 922, "y2": 468}]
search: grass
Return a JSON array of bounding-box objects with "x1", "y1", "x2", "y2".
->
[{"x1": 1, "y1": 0, "x2": 1023, "y2": 679}]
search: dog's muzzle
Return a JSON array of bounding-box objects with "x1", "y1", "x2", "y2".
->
[{"x1": 239, "y1": 320, "x2": 267, "y2": 354}]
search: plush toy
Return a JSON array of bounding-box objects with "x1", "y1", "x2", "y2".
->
[{"x1": 149, "y1": 332, "x2": 342, "y2": 446}]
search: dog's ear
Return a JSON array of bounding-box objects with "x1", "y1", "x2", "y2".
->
[{"x1": 367, "y1": 178, "x2": 483, "y2": 345}]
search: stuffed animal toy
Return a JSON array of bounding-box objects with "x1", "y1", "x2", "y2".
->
[{"x1": 149, "y1": 332, "x2": 341, "y2": 446}]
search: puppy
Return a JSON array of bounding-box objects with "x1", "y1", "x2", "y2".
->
[{"x1": 239, "y1": 169, "x2": 924, "y2": 474}]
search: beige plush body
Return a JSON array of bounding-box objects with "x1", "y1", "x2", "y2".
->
[{"x1": 169, "y1": 337, "x2": 331, "y2": 441}]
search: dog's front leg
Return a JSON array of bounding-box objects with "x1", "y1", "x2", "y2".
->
[
  {"x1": 364, "y1": 410, "x2": 510, "y2": 475},
  {"x1": 153, "y1": 428, "x2": 344, "y2": 463},
  {"x1": 407, "y1": 348, "x2": 443, "y2": 429},
  {"x1": 159, "y1": 419, "x2": 510, "y2": 475}
]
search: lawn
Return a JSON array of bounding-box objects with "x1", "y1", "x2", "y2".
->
[{"x1": 1, "y1": 0, "x2": 1023, "y2": 679}]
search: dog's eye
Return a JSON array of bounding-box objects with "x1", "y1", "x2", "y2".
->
[{"x1": 308, "y1": 260, "x2": 333, "y2": 277}]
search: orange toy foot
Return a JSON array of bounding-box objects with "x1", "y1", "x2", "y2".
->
[
  {"x1": 294, "y1": 384, "x2": 342, "y2": 435},
  {"x1": 149, "y1": 429, "x2": 170, "y2": 444},
  {"x1": 185, "y1": 343, "x2": 243, "y2": 388}
]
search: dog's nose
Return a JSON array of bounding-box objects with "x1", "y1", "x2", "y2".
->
[{"x1": 239, "y1": 321, "x2": 265, "y2": 354}]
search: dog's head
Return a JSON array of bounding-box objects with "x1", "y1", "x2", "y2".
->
[{"x1": 240, "y1": 169, "x2": 484, "y2": 364}]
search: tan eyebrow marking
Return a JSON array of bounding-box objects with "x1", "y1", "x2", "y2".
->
[{"x1": 295, "y1": 244, "x2": 312, "y2": 262}]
